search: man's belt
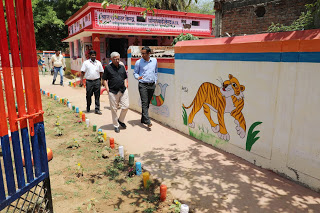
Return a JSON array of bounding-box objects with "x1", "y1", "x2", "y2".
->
[
  {"x1": 86, "y1": 79, "x2": 100, "y2": 82},
  {"x1": 140, "y1": 82, "x2": 154, "y2": 86}
]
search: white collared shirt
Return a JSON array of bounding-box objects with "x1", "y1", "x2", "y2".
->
[{"x1": 81, "y1": 59, "x2": 104, "y2": 80}]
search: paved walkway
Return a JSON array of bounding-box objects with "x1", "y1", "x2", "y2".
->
[{"x1": 40, "y1": 75, "x2": 320, "y2": 213}]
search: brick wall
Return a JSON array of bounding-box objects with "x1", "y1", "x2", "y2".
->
[{"x1": 219, "y1": 0, "x2": 314, "y2": 36}]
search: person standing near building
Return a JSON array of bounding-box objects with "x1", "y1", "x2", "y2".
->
[
  {"x1": 80, "y1": 50, "x2": 104, "y2": 115},
  {"x1": 133, "y1": 46, "x2": 158, "y2": 128},
  {"x1": 38, "y1": 55, "x2": 45, "y2": 74},
  {"x1": 50, "y1": 50, "x2": 66, "y2": 86},
  {"x1": 103, "y1": 52, "x2": 129, "y2": 133}
]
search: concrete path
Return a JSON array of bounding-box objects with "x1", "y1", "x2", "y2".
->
[{"x1": 40, "y1": 75, "x2": 320, "y2": 213}]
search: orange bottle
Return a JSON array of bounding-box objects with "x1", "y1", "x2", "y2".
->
[
  {"x1": 160, "y1": 184, "x2": 167, "y2": 201},
  {"x1": 110, "y1": 138, "x2": 115, "y2": 149}
]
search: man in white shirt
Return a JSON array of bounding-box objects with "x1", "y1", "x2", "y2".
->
[
  {"x1": 80, "y1": 50, "x2": 104, "y2": 115},
  {"x1": 50, "y1": 50, "x2": 66, "y2": 86}
]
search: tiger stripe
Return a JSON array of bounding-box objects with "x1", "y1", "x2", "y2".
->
[{"x1": 182, "y1": 75, "x2": 246, "y2": 140}]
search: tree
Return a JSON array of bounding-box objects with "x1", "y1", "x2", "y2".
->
[
  {"x1": 32, "y1": 0, "x2": 64, "y2": 50},
  {"x1": 102, "y1": 0, "x2": 198, "y2": 14},
  {"x1": 187, "y1": 0, "x2": 214, "y2": 15},
  {"x1": 32, "y1": 0, "x2": 101, "y2": 50}
]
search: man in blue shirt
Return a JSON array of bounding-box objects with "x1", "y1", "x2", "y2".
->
[{"x1": 133, "y1": 46, "x2": 158, "y2": 128}]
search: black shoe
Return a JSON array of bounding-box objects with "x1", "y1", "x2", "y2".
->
[
  {"x1": 114, "y1": 127, "x2": 120, "y2": 133},
  {"x1": 118, "y1": 119, "x2": 127, "y2": 129},
  {"x1": 87, "y1": 107, "x2": 90, "y2": 113},
  {"x1": 141, "y1": 120, "x2": 152, "y2": 128},
  {"x1": 95, "y1": 110, "x2": 102, "y2": 115},
  {"x1": 52, "y1": 80, "x2": 55, "y2": 85}
]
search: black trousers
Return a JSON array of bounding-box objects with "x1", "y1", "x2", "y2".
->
[
  {"x1": 86, "y1": 79, "x2": 101, "y2": 111},
  {"x1": 138, "y1": 82, "x2": 155, "y2": 124}
]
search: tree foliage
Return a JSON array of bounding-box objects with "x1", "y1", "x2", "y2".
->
[
  {"x1": 32, "y1": 0, "x2": 101, "y2": 50},
  {"x1": 172, "y1": 33, "x2": 199, "y2": 46},
  {"x1": 32, "y1": 0, "x2": 64, "y2": 50},
  {"x1": 102, "y1": 0, "x2": 196, "y2": 13},
  {"x1": 268, "y1": 0, "x2": 320, "y2": 33},
  {"x1": 186, "y1": 0, "x2": 214, "y2": 15}
]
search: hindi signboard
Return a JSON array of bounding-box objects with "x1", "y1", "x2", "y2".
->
[
  {"x1": 94, "y1": 9, "x2": 212, "y2": 35},
  {"x1": 69, "y1": 13, "x2": 92, "y2": 36}
]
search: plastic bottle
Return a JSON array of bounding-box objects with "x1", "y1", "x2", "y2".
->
[
  {"x1": 119, "y1": 146, "x2": 124, "y2": 158},
  {"x1": 180, "y1": 204, "x2": 189, "y2": 213}
]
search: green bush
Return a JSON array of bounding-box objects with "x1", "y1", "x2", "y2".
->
[
  {"x1": 172, "y1": 33, "x2": 199, "y2": 46},
  {"x1": 268, "y1": 1, "x2": 320, "y2": 33},
  {"x1": 267, "y1": 11, "x2": 314, "y2": 32}
]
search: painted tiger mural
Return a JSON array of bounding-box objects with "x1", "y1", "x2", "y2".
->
[{"x1": 182, "y1": 74, "x2": 246, "y2": 141}]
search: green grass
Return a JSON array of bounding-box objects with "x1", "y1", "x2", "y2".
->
[
  {"x1": 246, "y1": 121, "x2": 263, "y2": 151},
  {"x1": 189, "y1": 127, "x2": 226, "y2": 147},
  {"x1": 182, "y1": 106, "x2": 188, "y2": 126},
  {"x1": 144, "y1": 208, "x2": 156, "y2": 213},
  {"x1": 74, "y1": 191, "x2": 80, "y2": 197},
  {"x1": 65, "y1": 179, "x2": 75, "y2": 185},
  {"x1": 102, "y1": 190, "x2": 111, "y2": 199}
]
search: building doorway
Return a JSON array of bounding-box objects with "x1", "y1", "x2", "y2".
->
[
  {"x1": 142, "y1": 39, "x2": 158, "y2": 46},
  {"x1": 107, "y1": 38, "x2": 128, "y2": 65}
]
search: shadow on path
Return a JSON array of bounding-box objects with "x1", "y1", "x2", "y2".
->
[
  {"x1": 140, "y1": 142, "x2": 320, "y2": 212},
  {"x1": 128, "y1": 119, "x2": 151, "y2": 131}
]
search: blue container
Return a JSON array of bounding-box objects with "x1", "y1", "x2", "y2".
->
[
  {"x1": 76, "y1": 107, "x2": 79, "y2": 113},
  {"x1": 54, "y1": 95, "x2": 57, "y2": 100},
  {"x1": 67, "y1": 101, "x2": 70, "y2": 105},
  {"x1": 98, "y1": 129, "x2": 102, "y2": 133},
  {"x1": 43, "y1": 91, "x2": 45, "y2": 95},
  {"x1": 40, "y1": 89, "x2": 42, "y2": 92},
  {"x1": 136, "y1": 162, "x2": 142, "y2": 176}
]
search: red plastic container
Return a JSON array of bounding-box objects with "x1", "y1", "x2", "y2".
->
[
  {"x1": 110, "y1": 137, "x2": 115, "y2": 149},
  {"x1": 160, "y1": 184, "x2": 167, "y2": 202}
]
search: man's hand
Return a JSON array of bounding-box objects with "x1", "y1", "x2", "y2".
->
[
  {"x1": 63, "y1": 67, "x2": 66, "y2": 71},
  {"x1": 79, "y1": 81, "x2": 83, "y2": 87},
  {"x1": 138, "y1": 76, "x2": 143, "y2": 80}
]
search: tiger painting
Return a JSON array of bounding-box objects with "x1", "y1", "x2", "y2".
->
[{"x1": 183, "y1": 74, "x2": 246, "y2": 141}]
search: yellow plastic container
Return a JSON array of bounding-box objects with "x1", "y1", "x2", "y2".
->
[
  {"x1": 103, "y1": 133, "x2": 107, "y2": 141},
  {"x1": 142, "y1": 172, "x2": 150, "y2": 188}
]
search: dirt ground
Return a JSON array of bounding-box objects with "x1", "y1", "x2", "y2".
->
[{"x1": 42, "y1": 96, "x2": 177, "y2": 213}]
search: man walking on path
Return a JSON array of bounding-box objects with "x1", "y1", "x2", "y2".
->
[
  {"x1": 133, "y1": 46, "x2": 158, "y2": 128},
  {"x1": 50, "y1": 50, "x2": 66, "y2": 86},
  {"x1": 103, "y1": 52, "x2": 129, "y2": 133},
  {"x1": 80, "y1": 50, "x2": 104, "y2": 115}
]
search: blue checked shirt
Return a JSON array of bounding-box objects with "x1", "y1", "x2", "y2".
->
[{"x1": 133, "y1": 58, "x2": 158, "y2": 83}]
